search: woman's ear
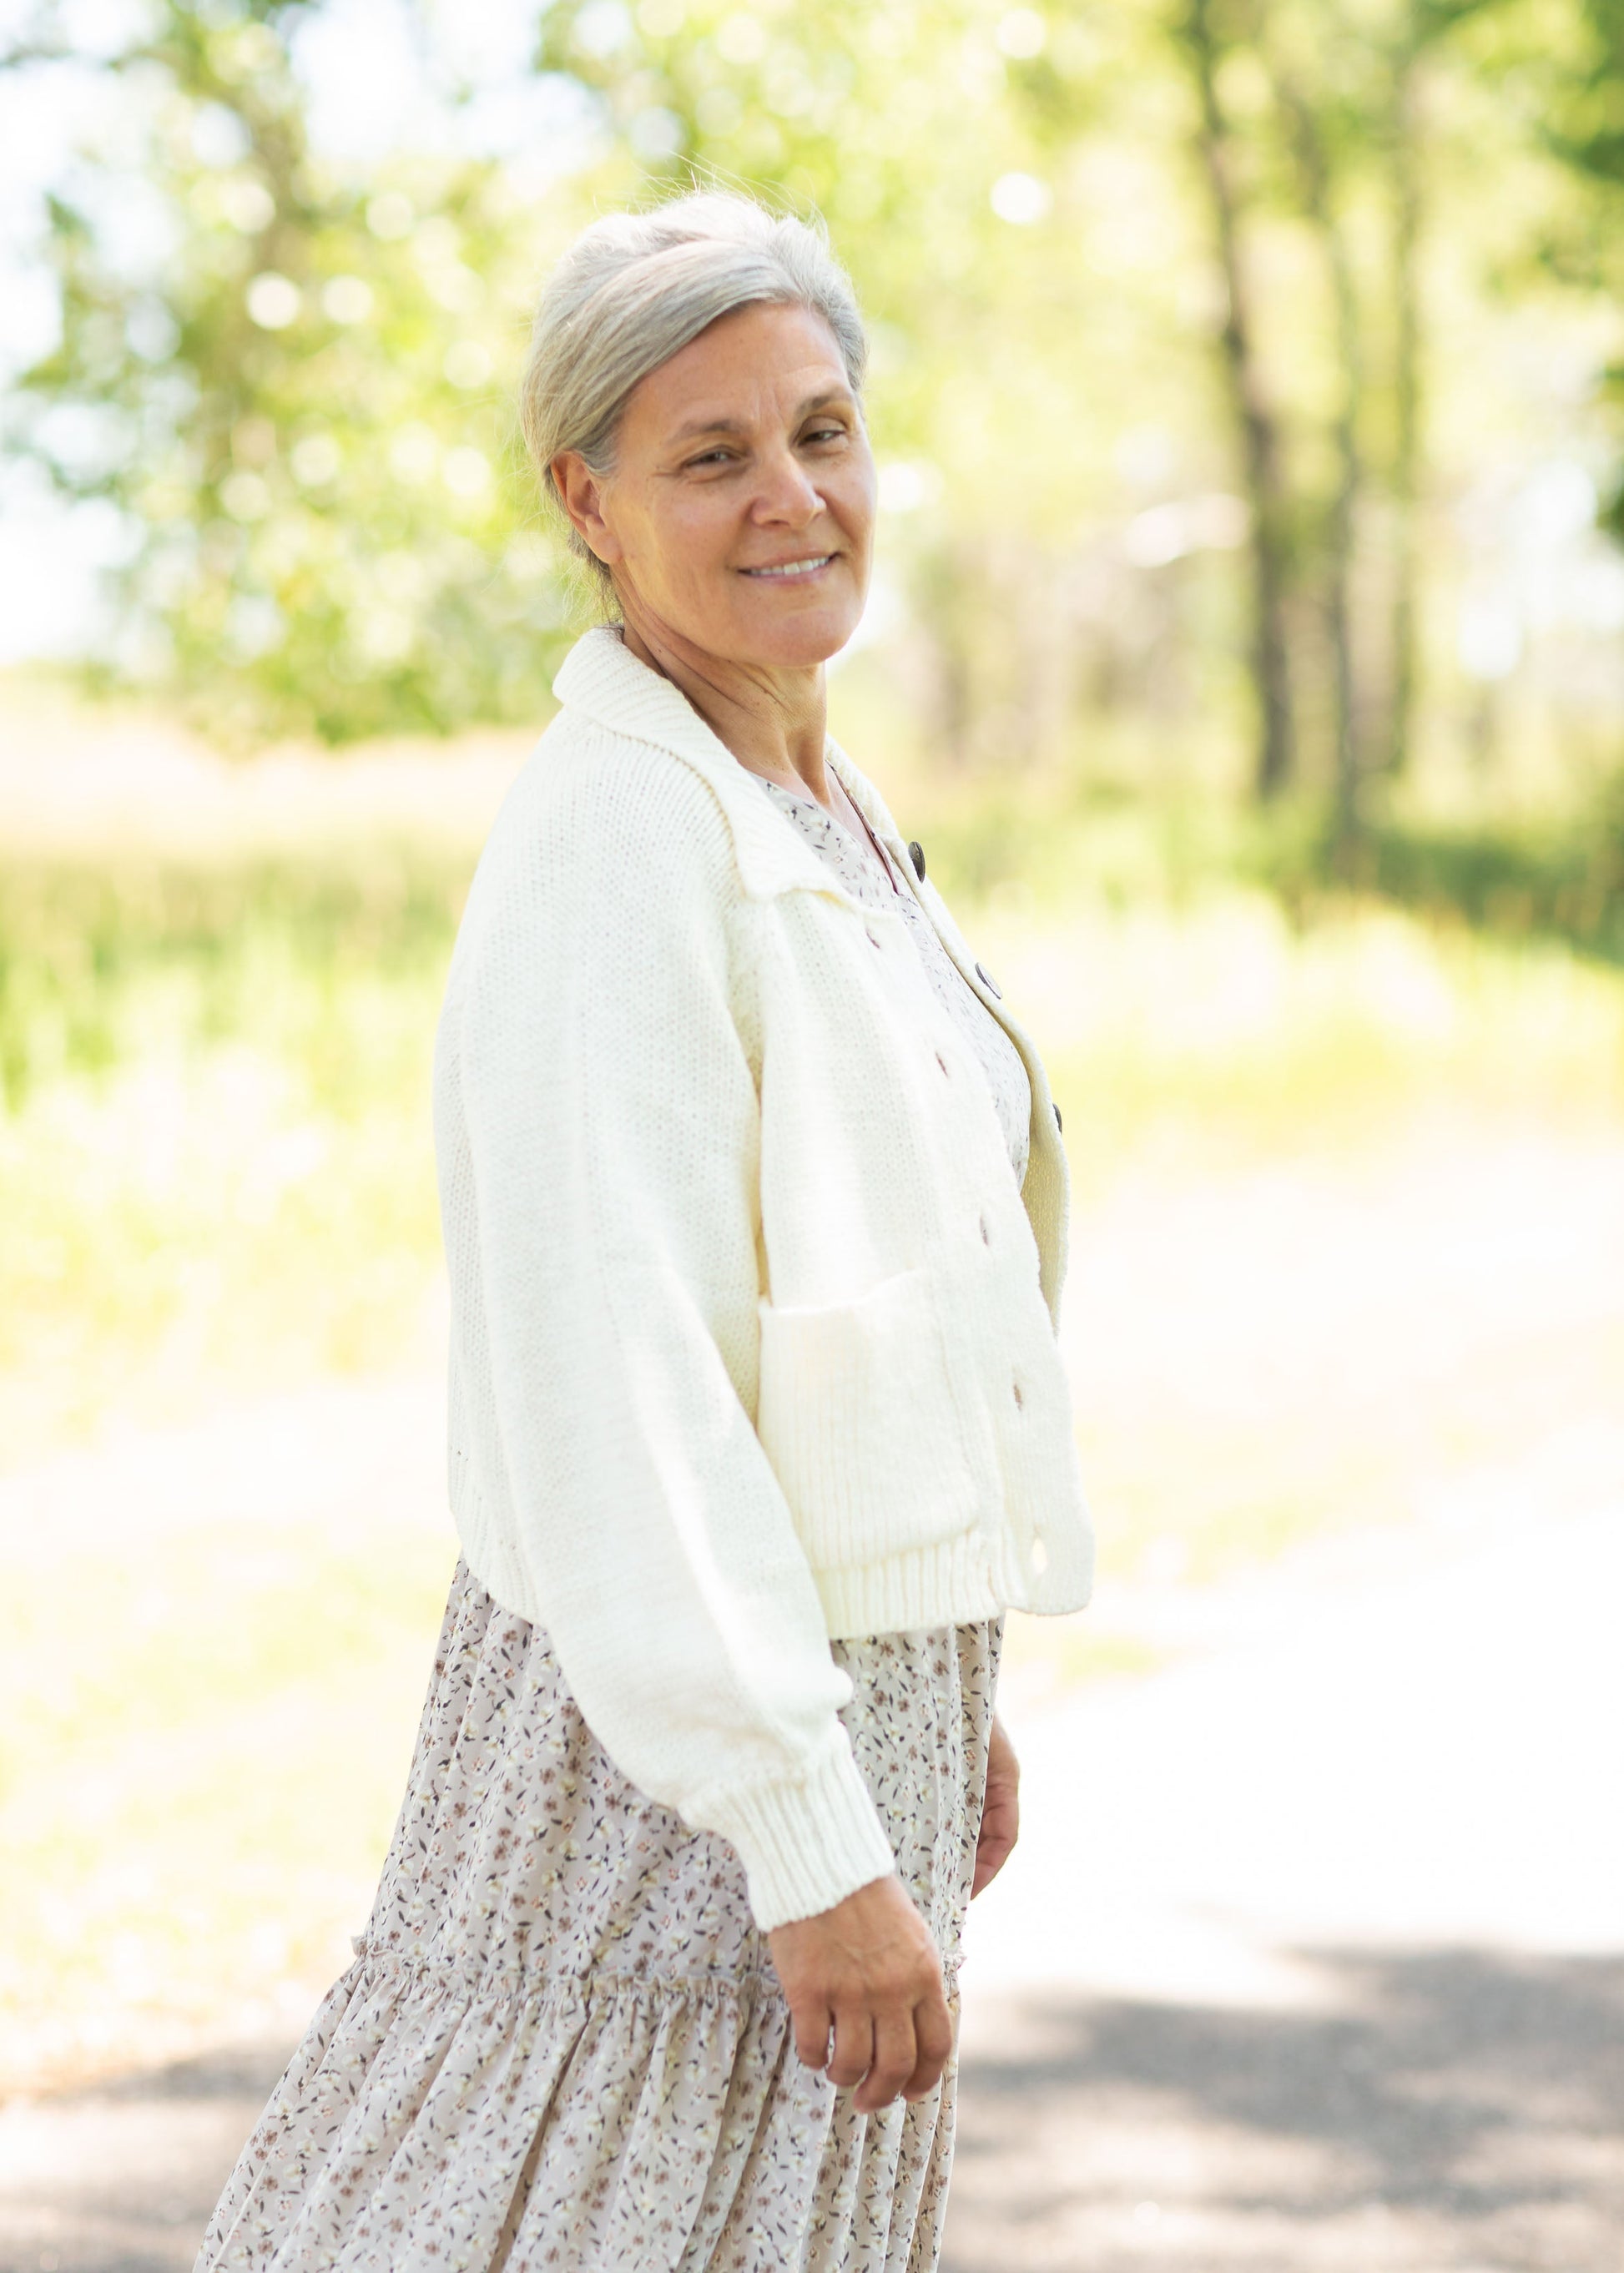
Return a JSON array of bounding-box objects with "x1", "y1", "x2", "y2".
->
[{"x1": 551, "y1": 450, "x2": 623, "y2": 565}]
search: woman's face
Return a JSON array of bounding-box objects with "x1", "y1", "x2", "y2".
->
[{"x1": 557, "y1": 300, "x2": 875, "y2": 671}]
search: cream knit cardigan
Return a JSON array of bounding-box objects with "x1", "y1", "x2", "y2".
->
[{"x1": 432, "y1": 626, "x2": 1093, "y2": 1930}]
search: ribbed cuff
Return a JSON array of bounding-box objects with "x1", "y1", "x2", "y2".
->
[{"x1": 699, "y1": 1733, "x2": 900, "y2": 1932}]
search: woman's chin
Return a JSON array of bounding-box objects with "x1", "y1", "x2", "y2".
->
[{"x1": 727, "y1": 598, "x2": 865, "y2": 671}]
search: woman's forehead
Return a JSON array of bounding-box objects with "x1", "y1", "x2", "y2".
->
[{"x1": 628, "y1": 305, "x2": 853, "y2": 436}]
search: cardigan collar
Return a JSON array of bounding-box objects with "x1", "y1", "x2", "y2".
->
[{"x1": 552, "y1": 624, "x2": 911, "y2": 906}]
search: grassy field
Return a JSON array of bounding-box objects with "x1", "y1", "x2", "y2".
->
[{"x1": 3, "y1": 683, "x2": 1622, "y2": 2095}]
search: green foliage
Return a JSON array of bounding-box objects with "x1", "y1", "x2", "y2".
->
[
  {"x1": 0, "y1": 844, "x2": 467, "y2": 1111},
  {"x1": 1540, "y1": 0, "x2": 1624, "y2": 184},
  {"x1": 1367, "y1": 794, "x2": 1624, "y2": 955},
  {"x1": 0, "y1": 841, "x2": 467, "y2": 1464},
  {"x1": 8, "y1": 1, "x2": 572, "y2": 741},
  {"x1": 1237, "y1": 772, "x2": 1624, "y2": 959}
]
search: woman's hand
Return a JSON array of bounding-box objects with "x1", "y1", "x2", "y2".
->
[
  {"x1": 971, "y1": 1712, "x2": 1020, "y2": 1898},
  {"x1": 767, "y1": 1875, "x2": 953, "y2": 2113}
]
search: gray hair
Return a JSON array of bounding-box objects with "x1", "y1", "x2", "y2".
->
[{"x1": 520, "y1": 189, "x2": 868, "y2": 608}]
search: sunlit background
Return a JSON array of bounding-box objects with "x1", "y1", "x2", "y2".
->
[{"x1": 3, "y1": 0, "x2": 1622, "y2": 2265}]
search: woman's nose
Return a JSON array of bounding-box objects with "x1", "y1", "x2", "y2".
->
[{"x1": 752, "y1": 447, "x2": 823, "y2": 523}]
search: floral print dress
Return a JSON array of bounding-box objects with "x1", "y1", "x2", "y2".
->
[{"x1": 196, "y1": 777, "x2": 1033, "y2": 2273}]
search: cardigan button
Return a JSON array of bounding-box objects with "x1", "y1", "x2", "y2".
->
[
  {"x1": 975, "y1": 960, "x2": 1002, "y2": 999},
  {"x1": 1030, "y1": 1537, "x2": 1049, "y2": 1575},
  {"x1": 908, "y1": 839, "x2": 926, "y2": 880}
]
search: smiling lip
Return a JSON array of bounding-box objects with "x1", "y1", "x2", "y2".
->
[{"x1": 738, "y1": 553, "x2": 835, "y2": 579}]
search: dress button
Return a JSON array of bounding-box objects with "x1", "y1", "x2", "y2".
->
[
  {"x1": 908, "y1": 839, "x2": 926, "y2": 879},
  {"x1": 975, "y1": 961, "x2": 1002, "y2": 999}
]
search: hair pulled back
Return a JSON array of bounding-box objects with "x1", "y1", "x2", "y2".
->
[{"x1": 520, "y1": 189, "x2": 867, "y2": 605}]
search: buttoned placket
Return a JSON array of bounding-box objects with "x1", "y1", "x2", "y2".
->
[
  {"x1": 734, "y1": 718, "x2": 1065, "y2": 1315},
  {"x1": 832, "y1": 785, "x2": 1066, "y2": 1176},
  {"x1": 808, "y1": 826, "x2": 1061, "y2": 1597},
  {"x1": 844, "y1": 854, "x2": 1036, "y2": 1268}
]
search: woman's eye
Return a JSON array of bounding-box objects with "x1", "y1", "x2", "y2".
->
[{"x1": 684, "y1": 426, "x2": 846, "y2": 469}]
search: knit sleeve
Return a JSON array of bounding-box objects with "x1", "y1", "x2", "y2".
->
[{"x1": 445, "y1": 746, "x2": 897, "y2": 1932}]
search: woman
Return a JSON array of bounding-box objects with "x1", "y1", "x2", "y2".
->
[{"x1": 199, "y1": 189, "x2": 1092, "y2": 2273}]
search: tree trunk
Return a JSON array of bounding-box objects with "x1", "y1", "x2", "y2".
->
[
  {"x1": 1180, "y1": 0, "x2": 1297, "y2": 801},
  {"x1": 1385, "y1": 29, "x2": 1423, "y2": 777},
  {"x1": 1274, "y1": 62, "x2": 1366, "y2": 854}
]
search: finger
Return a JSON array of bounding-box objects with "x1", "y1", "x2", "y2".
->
[
  {"x1": 901, "y1": 1988, "x2": 955, "y2": 2103},
  {"x1": 971, "y1": 1794, "x2": 1020, "y2": 1898},
  {"x1": 789, "y1": 1998, "x2": 833, "y2": 2072},
  {"x1": 825, "y1": 2005, "x2": 875, "y2": 2092},
  {"x1": 971, "y1": 1828, "x2": 1016, "y2": 1898},
  {"x1": 852, "y1": 2005, "x2": 916, "y2": 2114}
]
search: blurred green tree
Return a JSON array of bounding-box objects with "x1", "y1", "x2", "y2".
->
[
  {"x1": 1546, "y1": 0, "x2": 1624, "y2": 546},
  {"x1": 1172, "y1": 0, "x2": 1299, "y2": 804},
  {"x1": 3, "y1": 0, "x2": 567, "y2": 742},
  {"x1": 1163, "y1": 0, "x2": 1499, "y2": 817}
]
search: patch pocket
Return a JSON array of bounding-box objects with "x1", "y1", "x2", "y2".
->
[{"x1": 755, "y1": 1267, "x2": 988, "y2": 1571}]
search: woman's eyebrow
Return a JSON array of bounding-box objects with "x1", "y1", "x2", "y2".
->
[{"x1": 668, "y1": 390, "x2": 855, "y2": 444}]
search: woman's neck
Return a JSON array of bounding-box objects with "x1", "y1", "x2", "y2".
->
[{"x1": 619, "y1": 617, "x2": 832, "y2": 801}]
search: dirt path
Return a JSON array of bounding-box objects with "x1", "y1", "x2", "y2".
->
[
  {"x1": 947, "y1": 1950, "x2": 1624, "y2": 2271},
  {"x1": 941, "y1": 1494, "x2": 1624, "y2": 2269}
]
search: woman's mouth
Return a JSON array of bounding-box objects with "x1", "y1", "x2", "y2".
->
[{"x1": 738, "y1": 554, "x2": 835, "y2": 580}]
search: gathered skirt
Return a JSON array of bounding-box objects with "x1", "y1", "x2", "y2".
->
[{"x1": 196, "y1": 1559, "x2": 1003, "y2": 2271}]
